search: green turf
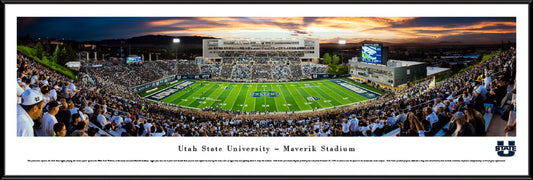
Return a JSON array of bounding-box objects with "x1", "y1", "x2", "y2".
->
[{"x1": 149, "y1": 79, "x2": 380, "y2": 113}]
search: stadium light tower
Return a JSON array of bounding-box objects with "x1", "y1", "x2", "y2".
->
[
  {"x1": 339, "y1": 39, "x2": 346, "y2": 63},
  {"x1": 173, "y1": 38, "x2": 180, "y2": 61}
]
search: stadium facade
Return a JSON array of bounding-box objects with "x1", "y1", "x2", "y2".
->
[
  {"x1": 198, "y1": 38, "x2": 324, "y2": 81},
  {"x1": 348, "y1": 58, "x2": 427, "y2": 89},
  {"x1": 202, "y1": 38, "x2": 320, "y2": 63}
]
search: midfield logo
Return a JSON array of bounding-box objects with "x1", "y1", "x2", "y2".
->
[
  {"x1": 251, "y1": 91, "x2": 279, "y2": 98},
  {"x1": 495, "y1": 141, "x2": 516, "y2": 157},
  {"x1": 307, "y1": 96, "x2": 321, "y2": 101}
]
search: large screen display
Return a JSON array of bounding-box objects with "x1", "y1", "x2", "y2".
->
[
  {"x1": 362, "y1": 45, "x2": 382, "y2": 64},
  {"x1": 126, "y1": 56, "x2": 142, "y2": 63}
]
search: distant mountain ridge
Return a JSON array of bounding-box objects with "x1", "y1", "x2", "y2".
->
[
  {"x1": 91, "y1": 35, "x2": 217, "y2": 48},
  {"x1": 87, "y1": 35, "x2": 501, "y2": 49}
]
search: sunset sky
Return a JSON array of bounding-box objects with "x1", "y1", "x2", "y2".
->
[{"x1": 18, "y1": 17, "x2": 516, "y2": 44}]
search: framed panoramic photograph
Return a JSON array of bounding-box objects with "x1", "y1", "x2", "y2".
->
[{"x1": 3, "y1": 1, "x2": 530, "y2": 179}]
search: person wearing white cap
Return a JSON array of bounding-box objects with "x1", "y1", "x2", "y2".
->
[
  {"x1": 49, "y1": 85, "x2": 59, "y2": 101},
  {"x1": 17, "y1": 89, "x2": 44, "y2": 136},
  {"x1": 30, "y1": 73, "x2": 39, "y2": 85},
  {"x1": 41, "y1": 101, "x2": 61, "y2": 136},
  {"x1": 17, "y1": 82, "x2": 24, "y2": 104},
  {"x1": 42, "y1": 76, "x2": 49, "y2": 86}
]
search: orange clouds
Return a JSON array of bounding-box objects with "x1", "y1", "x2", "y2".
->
[
  {"x1": 144, "y1": 17, "x2": 515, "y2": 44},
  {"x1": 148, "y1": 19, "x2": 188, "y2": 26}
]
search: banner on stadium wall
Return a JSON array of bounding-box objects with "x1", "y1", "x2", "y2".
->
[
  {"x1": 311, "y1": 74, "x2": 350, "y2": 79},
  {"x1": 131, "y1": 74, "x2": 212, "y2": 93}
]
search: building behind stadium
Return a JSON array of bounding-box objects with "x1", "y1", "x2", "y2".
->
[{"x1": 348, "y1": 43, "x2": 427, "y2": 89}]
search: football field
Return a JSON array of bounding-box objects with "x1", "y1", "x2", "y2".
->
[{"x1": 142, "y1": 79, "x2": 383, "y2": 113}]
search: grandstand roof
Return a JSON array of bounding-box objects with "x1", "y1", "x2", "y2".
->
[
  {"x1": 387, "y1": 60, "x2": 425, "y2": 67},
  {"x1": 427, "y1": 66, "x2": 451, "y2": 76}
]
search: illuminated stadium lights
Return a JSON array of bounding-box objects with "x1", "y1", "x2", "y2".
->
[
  {"x1": 338, "y1": 40, "x2": 346, "y2": 45},
  {"x1": 173, "y1": 38, "x2": 180, "y2": 61}
]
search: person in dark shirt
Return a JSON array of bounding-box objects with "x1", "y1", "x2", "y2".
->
[
  {"x1": 452, "y1": 112, "x2": 476, "y2": 136},
  {"x1": 471, "y1": 90, "x2": 485, "y2": 114},
  {"x1": 464, "y1": 108, "x2": 486, "y2": 136},
  {"x1": 453, "y1": 97, "x2": 466, "y2": 114},
  {"x1": 55, "y1": 99, "x2": 71, "y2": 127}
]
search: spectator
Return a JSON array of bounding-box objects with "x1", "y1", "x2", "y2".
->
[
  {"x1": 96, "y1": 108, "x2": 109, "y2": 128},
  {"x1": 49, "y1": 85, "x2": 59, "y2": 101},
  {"x1": 17, "y1": 89, "x2": 44, "y2": 136},
  {"x1": 451, "y1": 112, "x2": 476, "y2": 136},
  {"x1": 17, "y1": 82, "x2": 24, "y2": 104},
  {"x1": 68, "y1": 113, "x2": 82, "y2": 135},
  {"x1": 41, "y1": 101, "x2": 61, "y2": 136},
  {"x1": 85, "y1": 101, "x2": 94, "y2": 116},
  {"x1": 70, "y1": 121, "x2": 88, "y2": 136},
  {"x1": 87, "y1": 127, "x2": 99, "y2": 137},
  {"x1": 55, "y1": 99, "x2": 71, "y2": 127},
  {"x1": 464, "y1": 108, "x2": 486, "y2": 136},
  {"x1": 53, "y1": 122, "x2": 67, "y2": 137}
]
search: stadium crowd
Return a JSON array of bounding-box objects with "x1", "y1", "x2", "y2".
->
[
  {"x1": 272, "y1": 65, "x2": 292, "y2": 80},
  {"x1": 219, "y1": 65, "x2": 233, "y2": 79},
  {"x1": 231, "y1": 65, "x2": 252, "y2": 79},
  {"x1": 200, "y1": 64, "x2": 221, "y2": 76},
  {"x1": 16, "y1": 47, "x2": 516, "y2": 137},
  {"x1": 302, "y1": 64, "x2": 329, "y2": 77},
  {"x1": 252, "y1": 65, "x2": 273, "y2": 80}
]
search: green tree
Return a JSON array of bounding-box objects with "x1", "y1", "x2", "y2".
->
[
  {"x1": 65, "y1": 45, "x2": 77, "y2": 62},
  {"x1": 326, "y1": 64, "x2": 349, "y2": 74},
  {"x1": 327, "y1": 64, "x2": 336, "y2": 74},
  {"x1": 57, "y1": 47, "x2": 69, "y2": 65},
  {"x1": 52, "y1": 45, "x2": 60, "y2": 63},
  {"x1": 323, "y1": 53, "x2": 331, "y2": 64},
  {"x1": 35, "y1": 42, "x2": 43, "y2": 59},
  {"x1": 332, "y1": 55, "x2": 340, "y2": 65}
]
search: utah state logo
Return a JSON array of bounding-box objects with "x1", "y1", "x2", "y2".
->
[{"x1": 495, "y1": 141, "x2": 516, "y2": 157}]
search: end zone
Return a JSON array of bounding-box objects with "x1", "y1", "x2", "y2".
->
[
  {"x1": 145, "y1": 80, "x2": 196, "y2": 101},
  {"x1": 330, "y1": 79, "x2": 381, "y2": 99}
]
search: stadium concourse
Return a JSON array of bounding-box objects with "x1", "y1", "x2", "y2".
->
[{"x1": 16, "y1": 47, "x2": 516, "y2": 137}]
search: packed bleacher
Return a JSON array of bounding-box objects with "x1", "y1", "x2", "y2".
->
[
  {"x1": 231, "y1": 65, "x2": 252, "y2": 80},
  {"x1": 302, "y1": 64, "x2": 328, "y2": 77},
  {"x1": 252, "y1": 65, "x2": 272, "y2": 80},
  {"x1": 272, "y1": 65, "x2": 292, "y2": 80},
  {"x1": 219, "y1": 65, "x2": 233, "y2": 79},
  {"x1": 16, "y1": 46, "x2": 516, "y2": 137},
  {"x1": 289, "y1": 65, "x2": 303, "y2": 79},
  {"x1": 199, "y1": 64, "x2": 221, "y2": 76}
]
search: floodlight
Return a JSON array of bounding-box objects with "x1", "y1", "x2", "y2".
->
[{"x1": 338, "y1": 40, "x2": 346, "y2": 45}]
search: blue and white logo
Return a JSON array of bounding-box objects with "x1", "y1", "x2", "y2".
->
[
  {"x1": 307, "y1": 96, "x2": 321, "y2": 101},
  {"x1": 251, "y1": 91, "x2": 279, "y2": 98},
  {"x1": 221, "y1": 86, "x2": 232, "y2": 89},
  {"x1": 495, "y1": 141, "x2": 516, "y2": 157}
]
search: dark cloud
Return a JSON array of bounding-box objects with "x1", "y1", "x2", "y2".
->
[{"x1": 293, "y1": 30, "x2": 308, "y2": 34}]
